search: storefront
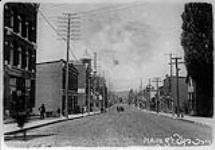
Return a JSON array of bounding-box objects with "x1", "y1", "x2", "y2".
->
[{"x1": 4, "y1": 66, "x2": 35, "y2": 118}]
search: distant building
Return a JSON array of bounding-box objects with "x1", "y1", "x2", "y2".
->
[
  {"x1": 34, "y1": 60, "x2": 78, "y2": 116},
  {"x1": 162, "y1": 76, "x2": 189, "y2": 114},
  {"x1": 3, "y1": 3, "x2": 39, "y2": 118},
  {"x1": 72, "y1": 49, "x2": 93, "y2": 113},
  {"x1": 94, "y1": 76, "x2": 107, "y2": 111},
  {"x1": 186, "y1": 75, "x2": 197, "y2": 115},
  {"x1": 73, "y1": 61, "x2": 88, "y2": 113},
  {"x1": 144, "y1": 85, "x2": 156, "y2": 110}
]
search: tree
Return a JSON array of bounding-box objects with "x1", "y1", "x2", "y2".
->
[{"x1": 181, "y1": 3, "x2": 213, "y2": 117}]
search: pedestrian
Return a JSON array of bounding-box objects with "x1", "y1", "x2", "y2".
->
[
  {"x1": 15, "y1": 91, "x2": 27, "y2": 128},
  {"x1": 57, "y1": 108, "x2": 61, "y2": 117},
  {"x1": 39, "y1": 104, "x2": 46, "y2": 119}
]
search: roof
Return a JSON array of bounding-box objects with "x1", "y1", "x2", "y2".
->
[
  {"x1": 36, "y1": 59, "x2": 65, "y2": 65},
  {"x1": 81, "y1": 49, "x2": 91, "y2": 60},
  {"x1": 36, "y1": 59, "x2": 78, "y2": 73}
]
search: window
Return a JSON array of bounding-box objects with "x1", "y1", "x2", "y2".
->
[
  {"x1": 13, "y1": 41, "x2": 19, "y2": 66},
  {"x1": 28, "y1": 50, "x2": 32, "y2": 70},
  {"x1": 4, "y1": 41, "x2": 10, "y2": 63},
  {"x1": 9, "y1": 43, "x2": 14, "y2": 66},
  {"x1": 18, "y1": 16, "x2": 22, "y2": 34},
  {"x1": 32, "y1": 26, "x2": 36, "y2": 42},
  {"x1": 31, "y1": 51, "x2": 36, "y2": 71},
  {"x1": 25, "y1": 22, "x2": 29, "y2": 39},
  {"x1": 4, "y1": 4, "x2": 8, "y2": 10},
  {"x1": 10, "y1": 10, "x2": 14, "y2": 28},
  {"x1": 13, "y1": 12, "x2": 18, "y2": 32},
  {"x1": 18, "y1": 47, "x2": 22, "y2": 68},
  {"x1": 26, "y1": 50, "x2": 29, "y2": 70},
  {"x1": 21, "y1": 48, "x2": 27, "y2": 69},
  {"x1": 9, "y1": 77, "x2": 16, "y2": 86},
  {"x1": 4, "y1": 10, "x2": 10, "y2": 27},
  {"x1": 25, "y1": 79, "x2": 31, "y2": 88},
  {"x1": 28, "y1": 22, "x2": 32, "y2": 41},
  {"x1": 21, "y1": 18, "x2": 26, "y2": 38}
]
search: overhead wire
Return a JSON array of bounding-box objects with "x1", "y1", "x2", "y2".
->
[
  {"x1": 38, "y1": 8, "x2": 79, "y2": 60},
  {"x1": 37, "y1": 1, "x2": 145, "y2": 24},
  {"x1": 38, "y1": 1, "x2": 148, "y2": 61}
]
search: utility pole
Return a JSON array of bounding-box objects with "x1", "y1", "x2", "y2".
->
[
  {"x1": 64, "y1": 14, "x2": 71, "y2": 118},
  {"x1": 58, "y1": 13, "x2": 80, "y2": 118},
  {"x1": 88, "y1": 75, "x2": 91, "y2": 114},
  {"x1": 151, "y1": 77, "x2": 162, "y2": 113},
  {"x1": 171, "y1": 57, "x2": 184, "y2": 117},
  {"x1": 94, "y1": 52, "x2": 97, "y2": 73},
  {"x1": 102, "y1": 71, "x2": 106, "y2": 112},
  {"x1": 92, "y1": 52, "x2": 97, "y2": 110},
  {"x1": 148, "y1": 79, "x2": 151, "y2": 110},
  {"x1": 167, "y1": 53, "x2": 174, "y2": 115}
]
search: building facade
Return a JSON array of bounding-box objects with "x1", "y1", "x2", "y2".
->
[
  {"x1": 143, "y1": 85, "x2": 156, "y2": 110},
  {"x1": 3, "y1": 3, "x2": 39, "y2": 118},
  {"x1": 73, "y1": 61, "x2": 88, "y2": 113},
  {"x1": 35, "y1": 60, "x2": 78, "y2": 116},
  {"x1": 93, "y1": 76, "x2": 107, "y2": 111},
  {"x1": 161, "y1": 76, "x2": 189, "y2": 114}
]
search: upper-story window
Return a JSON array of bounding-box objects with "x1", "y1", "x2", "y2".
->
[
  {"x1": 17, "y1": 47, "x2": 22, "y2": 68},
  {"x1": 4, "y1": 4, "x2": 10, "y2": 27},
  {"x1": 13, "y1": 12, "x2": 19, "y2": 33},
  {"x1": 31, "y1": 51, "x2": 36, "y2": 71},
  {"x1": 4, "y1": 4, "x2": 8, "y2": 10},
  {"x1": 28, "y1": 50, "x2": 32, "y2": 71},
  {"x1": 21, "y1": 48, "x2": 27, "y2": 69},
  {"x1": 13, "y1": 40, "x2": 19, "y2": 67},
  {"x1": 4, "y1": 41, "x2": 10, "y2": 64},
  {"x1": 32, "y1": 26, "x2": 36, "y2": 42},
  {"x1": 9, "y1": 43, "x2": 14, "y2": 66},
  {"x1": 18, "y1": 15, "x2": 22, "y2": 35},
  {"x1": 10, "y1": 10, "x2": 14, "y2": 28},
  {"x1": 26, "y1": 50, "x2": 29, "y2": 70},
  {"x1": 25, "y1": 22, "x2": 29, "y2": 39},
  {"x1": 28, "y1": 22, "x2": 32, "y2": 41}
]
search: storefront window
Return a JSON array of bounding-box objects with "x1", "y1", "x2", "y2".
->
[
  {"x1": 25, "y1": 79, "x2": 31, "y2": 88},
  {"x1": 9, "y1": 77, "x2": 16, "y2": 86}
]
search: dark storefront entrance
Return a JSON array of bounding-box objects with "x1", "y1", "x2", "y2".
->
[{"x1": 4, "y1": 72, "x2": 35, "y2": 119}]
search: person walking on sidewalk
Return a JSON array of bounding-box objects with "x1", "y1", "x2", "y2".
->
[
  {"x1": 57, "y1": 108, "x2": 61, "y2": 117},
  {"x1": 39, "y1": 104, "x2": 46, "y2": 119},
  {"x1": 15, "y1": 91, "x2": 27, "y2": 128}
]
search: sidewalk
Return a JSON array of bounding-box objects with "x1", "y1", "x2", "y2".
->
[
  {"x1": 4, "y1": 111, "x2": 100, "y2": 135},
  {"x1": 141, "y1": 109, "x2": 214, "y2": 127}
]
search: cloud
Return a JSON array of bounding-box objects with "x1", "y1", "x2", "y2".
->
[
  {"x1": 81, "y1": 17, "x2": 163, "y2": 90},
  {"x1": 38, "y1": 2, "x2": 186, "y2": 91}
]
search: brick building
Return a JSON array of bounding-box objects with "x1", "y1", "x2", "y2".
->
[
  {"x1": 161, "y1": 76, "x2": 189, "y2": 114},
  {"x1": 34, "y1": 60, "x2": 78, "y2": 116},
  {"x1": 3, "y1": 3, "x2": 39, "y2": 118},
  {"x1": 73, "y1": 61, "x2": 88, "y2": 113},
  {"x1": 93, "y1": 76, "x2": 107, "y2": 111}
]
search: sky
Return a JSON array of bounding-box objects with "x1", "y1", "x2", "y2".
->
[{"x1": 37, "y1": 0, "x2": 188, "y2": 92}]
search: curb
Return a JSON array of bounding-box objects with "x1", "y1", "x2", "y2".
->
[
  {"x1": 158, "y1": 113, "x2": 211, "y2": 127},
  {"x1": 141, "y1": 109, "x2": 211, "y2": 127},
  {"x1": 4, "y1": 112, "x2": 101, "y2": 135},
  {"x1": 177, "y1": 118, "x2": 211, "y2": 127}
]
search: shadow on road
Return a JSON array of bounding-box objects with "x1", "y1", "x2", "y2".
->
[{"x1": 4, "y1": 133, "x2": 55, "y2": 141}]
